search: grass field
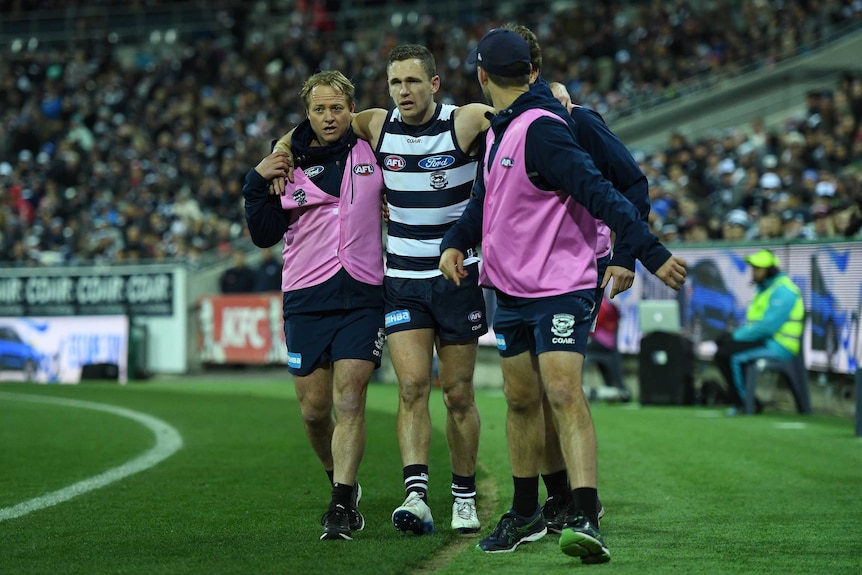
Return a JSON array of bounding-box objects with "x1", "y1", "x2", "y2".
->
[{"x1": 1, "y1": 375, "x2": 861, "y2": 575}]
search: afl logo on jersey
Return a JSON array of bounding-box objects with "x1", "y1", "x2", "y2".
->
[
  {"x1": 419, "y1": 155, "x2": 455, "y2": 170},
  {"x1": 303, "y1": 165, "x2": 324, "y2": 178},
  {"x1": 353, "y1": 163, "x2": 375, "y2": 175},
  {"x1": 384, "y1": 155, "x2": 407, "y2": 171},
  {"x1": 500, "y1": 157, "x2": 515, "y2": 168}
]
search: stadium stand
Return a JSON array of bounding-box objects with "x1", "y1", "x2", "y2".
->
[{"x1": 1, "y1": 1, "x2": 861, "y2": 267}]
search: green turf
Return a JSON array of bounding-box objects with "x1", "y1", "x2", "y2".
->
[{"x1": 1, "y1": 379, "x2": 860, "y2": 575}]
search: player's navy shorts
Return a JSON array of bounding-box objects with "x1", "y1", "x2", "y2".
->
[
  {"x1": 284, "y1": 306, "x2": 385, "y2": 376},
  {"x1": 493, "y1": 289, "x2": 596, "y2": 357},
  {"x1": 383, "y1": 262, "x2": 488, "y2": 343}
]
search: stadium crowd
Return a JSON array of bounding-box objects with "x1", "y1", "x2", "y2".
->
[{"x1": 1, "y1": 0, "x2": 862, "y2": 267}]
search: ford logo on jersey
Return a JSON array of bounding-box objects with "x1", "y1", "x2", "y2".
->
[
  {"x1": 303, "y1": 165, "x2": 324, "y2": 178},
  {"x1": 384, "y1": 155, "x2": 407, "y2": 171},
  {"x1": 418, "y1": 155, "x2": 455, "y2": 170}
]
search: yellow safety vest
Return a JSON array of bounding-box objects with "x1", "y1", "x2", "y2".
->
[{"x1": 745, "y1": 275, "x2": 804, "y2": 355}]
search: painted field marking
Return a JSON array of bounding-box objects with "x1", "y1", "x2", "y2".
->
[{"x1": 0, "y1": 392, "x2": 183, "y2": 522}]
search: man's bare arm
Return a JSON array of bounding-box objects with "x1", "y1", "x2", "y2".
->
[{"x1": 452, "y1": 103, "x2": 494, "y2": 156}]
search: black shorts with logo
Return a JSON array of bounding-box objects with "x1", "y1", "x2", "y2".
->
[
  {"x1": 493, "y1": 289, "x2": 596, "y2": 357},
  {"x1": 383, "y1": 262, "x2": 488, "y2": 343},
  {"x1": 284, "y1": 306, "x2": 385, "y2": 376}
]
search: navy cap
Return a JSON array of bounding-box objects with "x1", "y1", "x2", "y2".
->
[{"x1": 467, "y1": 29, "x2": 531, "y2": 77}]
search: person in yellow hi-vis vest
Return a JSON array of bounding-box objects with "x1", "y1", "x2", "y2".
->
[{"x1": 713, "y1": 249, "x2": 804, "y2": 414}]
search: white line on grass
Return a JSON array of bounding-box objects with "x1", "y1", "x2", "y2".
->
[{"x1": 0, "y1": 392, "x2": 183, "y2": 522}]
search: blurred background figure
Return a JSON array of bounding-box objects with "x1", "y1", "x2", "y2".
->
[
  {"x1": 255, "y1": 248, "x2": 282, "y2": 293},
  {"x1": 220, "y1": 250, "x2": 255, "y2": 294}
]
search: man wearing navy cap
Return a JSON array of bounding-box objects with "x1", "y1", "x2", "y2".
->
[
  {"x1": 713, "y1": 249, "x2": 804, "y2": 413},
  {"x1": 440, "y1": 28, "x2": 687, "y2": 563}
]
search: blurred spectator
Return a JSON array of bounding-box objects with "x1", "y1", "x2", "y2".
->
[
  {"x1": 807, "y1": 203, "x2": 835, "y2": 239},
  {"x1": 220, "y1": 250, "x2": 256, "y2": 294},
  {"x1": 255, "y1": 249, "x2": 283, "y2": 293},
  {"x1": 722, "y1": 209, "x2": 750, "y2": 241},
  {"x1": 781, "y1": 210, "x2": 809, "y2": 240}
]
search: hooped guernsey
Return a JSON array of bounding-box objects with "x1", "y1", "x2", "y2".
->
[
  {"x1": 242, "y1": 121, "x2": 385, "y2": 313},
  {"x1": 441, "y1": 83, "x2": 671, "y2": 297},
  {"x1": 375, "y1": 103, "x2": 479, "y2": 279}
]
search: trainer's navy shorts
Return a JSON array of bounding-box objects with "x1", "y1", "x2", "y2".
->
[
  {"x1": 284, "y1": 306, "x2": 385, "y2": 376},
  {"x1": 383, "y1": 262, "x2": 488, "y2": 343},
  {"x1": 493, "y1": 289, "x2": 596, "y2": 357}
]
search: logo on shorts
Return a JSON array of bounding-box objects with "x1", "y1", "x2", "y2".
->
[
  {"x1": 385, "y1": 309, "x2": 411, "y2": 327},
  {"x1": 287, "y1": 352, "x2": 302, "y2": 368},
  {"x1": 551, "y1": 313, "x2": 576, "y2": 344},
  {"x1": 292, "y1": 189, "x2": 307, "y2": 206},
  {"x1": 496, "y1": 334, "x2": 507, "y2": 351},
  {"x1": 374, "y1": 328, "x2": 386, "y2": 357},
  {"x1": 467, "y1": 310, "x2": 483, "y2": 322},
  {"x1": 303, "y1": 165, "x2": 324, "y2": 178}
]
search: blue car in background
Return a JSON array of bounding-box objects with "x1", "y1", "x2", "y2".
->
[
  {"x1": 684, "y1": 259, "x2": 745, "y2": 342},
  {"x1": 0, "y1": 324, "x2": 40, "y2": 381}
]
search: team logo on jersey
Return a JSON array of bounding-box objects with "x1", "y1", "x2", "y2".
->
[
  {"x1": 419, "y1": 155, "x2": 455, "y2": 170},
  {"x1": 467, "y1": 310, "x2": 483, "y2": 322},
  {"x1": 384, "y1": 155, "x2": 407, "y2": 171},
  {"x1": 429, "y1": 171, "x2": 448, "y2": 190},
  {"x1": 353, "y1": 163, "x2": 376, "y2": 175},
  {"x1": 500, "y1": 157, "x2": 515, "y2": 168},
  {"x1": 303, "y1": 165, "x2": 324, "y2": 178},
  {"x1": 287, "y1": 352, "x2": 302, "y2": 368},
  {"x1": 292, "y1": 189, "x2": 307, "y2": 206}
]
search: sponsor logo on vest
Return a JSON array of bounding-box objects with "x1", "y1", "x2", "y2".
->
[
  {"x1": 385, "y1": 309, "x2": 411, "y2": 327},
  {"x1": 384, "y1": 155, "x2": 406, "y2": 171},
  {"x1": 303, "y1": 165, "x2": 324, "y2": 178},
  {"x1": 418, "y1": 155, "x2": 455, "y2": 170},
  {"x1": 353, "y1": 163, "x2": 375, "y2": 175},
  {"x1": 292, "y1": 189, "x2": 307, "y2": 206},
  {"x1": 407, "y1": 137, "x2": 422, "y2": 143},
  {"x1": 288, "y1": 352, "x2": 302, "y2": 368},
  {"x1": 500, "y1": 157, "x2": 515, "y2": 168},
  {"x1": 430, "y1": 171, "x2": 448, "y2": 190},
  {"x1": 467, "y1": 310, "x2": 482, "y2": 322}
]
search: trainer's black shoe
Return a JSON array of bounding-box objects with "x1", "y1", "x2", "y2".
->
[
  {"x1": 544, "y1": 494, "x2": 606, "y2": 534},
  {"x1": 476, "y1": 506, "x2": 547, "y2": 553},
  {"x1": 559, "y1": 513, "x2": 610, "y2": 563},
  {"x1": 542, "y1": 494, "x2": 572, "y2": 534},
  {"x1": 348, "y1": 483, "x2": 365, "y2": 532},
  {"x1": 320, "y1": 503, "x2": 352, "y2": 541}
]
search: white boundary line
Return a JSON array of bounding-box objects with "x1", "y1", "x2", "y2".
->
[{"x1": 0, "y1": 392, "x2": 183, "y2": 522}]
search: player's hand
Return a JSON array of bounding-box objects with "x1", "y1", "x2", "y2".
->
[
  {"x1": 272, "y1": 140, "x2": 295, "y2": 190},
  {"x1": 255, "y1": 151, "x2": 291, "y2": 186},
  {"x1": 439, "y1": 248, "x2": 468, "y2": 287},
  {"x1": 381, "y1": 193, "x2": 390, "y2": 223},
  {"x1": 654, "y1": 255, "x2": 687, "y2": 291},
  {"x1": 602, "y1": 265, "x2": 635, "y2": 299}
]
